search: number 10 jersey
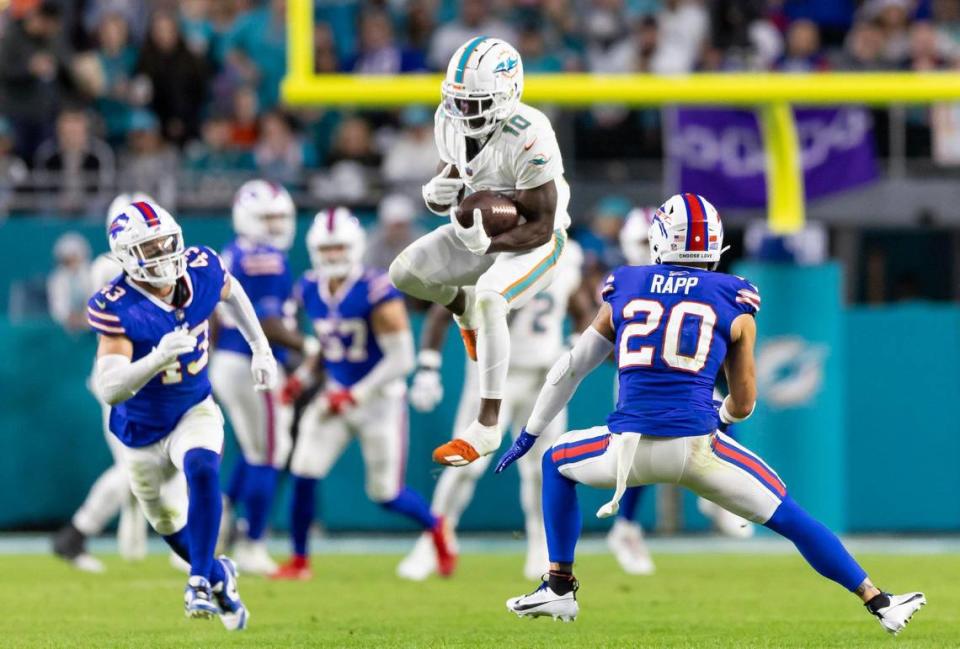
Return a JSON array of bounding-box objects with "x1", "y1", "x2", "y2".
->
[{"x1": 601, "y1": 264, "x2": 761, "y2": 437}]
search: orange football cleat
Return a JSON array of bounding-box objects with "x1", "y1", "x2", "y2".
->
[
  {"x1": 271, "y1": 556, "x2": 312, "y2": 581},
  {"x1": 430, "y1": 517, "x2": 457, "y2": 577},
  {"x1": 459, "y1": 328, "x2": 478, "y2": 362},
  {"x1": 432, "y1": 438, "x2": 481, "y2": 466}
]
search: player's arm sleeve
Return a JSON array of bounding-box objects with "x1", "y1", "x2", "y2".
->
[
  {"x1": 95, "y1": 351, "x2": 171, "y2": 406},
  {"x1": 433, "y1": 106, "x2": 455, "y2": 164},
  {"x1": 220, "y1": 274, "x2": 271, "y2": 355},
  {"x1": 351, "y1": 296, "x2": 415, "y2": 404},
  {"x1": 514, "y1": 122, "x2": 564, "y2": 190},
  {"x1": 525, "y1": 327, "x2": 614, "y2": 435}
]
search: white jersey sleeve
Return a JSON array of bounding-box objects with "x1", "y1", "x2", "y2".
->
[
  {"x1": 433, "y1": 105, "x2": 457, "y2": 165},
  {"x1": 90, "y1": 253, "x2": 123, "y2": 290}
]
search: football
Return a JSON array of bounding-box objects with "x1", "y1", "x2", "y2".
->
[{"x1": 456, "y1": 191, "x2": 520, "y2": 237}]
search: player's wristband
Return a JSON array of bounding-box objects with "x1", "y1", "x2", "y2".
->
[
  {"x1": 417, "y1": 349, "x2": 442, "y2": 371},
  {"x1": 719, "y1": 396, "x2": 756, "y2": 424}
]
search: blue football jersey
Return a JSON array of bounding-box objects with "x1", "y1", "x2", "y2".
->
[
  {"x1": 296, "y1": 268, "x2": 402, "y2": 387},
  {"x1": 602, "y1": 264, "x2": 760, "y2": 437},
  {"x1": 215, "y1": 238, "x2": 292, "y2": 364},
  {"x1": 87, "y1": 246, "x2": 228, "y2": 448}
]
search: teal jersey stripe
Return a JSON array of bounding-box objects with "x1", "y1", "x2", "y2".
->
[
  {"x1": 504, "y1": 230, "x2": 567, "y2": 302},
  {"x1": 455, "y1": 36, "x2": 488, "y2": 83}
]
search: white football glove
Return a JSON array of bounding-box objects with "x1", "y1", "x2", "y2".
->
[
  {"x1": 154, "y1": 328, "x2": 197, "y2": 365},
  {"x1": 451, "y1": 206, "x2": 491, "y2": 255},
  {"x1": 409, "y1": 368, "x2": 443, "y2": 413},
  {"x1": 251, "y1": 348, "x2": 279, "y2": 392},
  {"x1": 422, "y1": 163, "x2": 464, "y2": 214}
]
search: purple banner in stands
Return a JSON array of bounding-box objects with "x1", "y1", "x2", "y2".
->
[{"x1": 667, "y1": 107, "x2": 878, "y2": 209}]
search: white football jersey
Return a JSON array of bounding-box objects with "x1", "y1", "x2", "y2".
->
[
  {"x1": 434, "y1": 102, "x2": 571, "y2": 230},
  {"x1": 90, "y1": 252, "x2": 123, "y2": 290},
  {"x1": 508, "y1": 239, "x2": 583, "y2": 369}
]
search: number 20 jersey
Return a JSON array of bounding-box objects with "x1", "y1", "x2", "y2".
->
[
  {"x1": 86, "y1": 246, "x2": 227, "y2": 448},
  {"x1": 602, "y1": 264, "x2": 760, "y2": 438},
  {"x1": 296, "y1": 268, "x2": 402, "y2": 388}
]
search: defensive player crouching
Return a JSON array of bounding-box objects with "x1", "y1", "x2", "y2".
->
[
  {"x1": 389, "y1": 37, "x2": 571, "y2": 467},
  {"x1": 88, "y1": 200, "x2": 278, "y2": 629},
  {"x1": 210, "y1": 180, "x2": 318, "y2": 576},
  {"x1": 496, "y1": 194, "x2": 925, "y2": 635},
  {"x1": 272, "y1": 208, "x2": 454, "y2": 580}
]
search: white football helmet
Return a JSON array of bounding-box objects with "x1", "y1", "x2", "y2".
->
[
  {"x1": 648, "y1": 193, "x2": 728, "y2": 267},
  {"x1": 108, "y1": 200, "x2": 185, "y2": 287},
  {"x1": 232, "y1": 179, "x2": 296, "y2": 250},
  {"x1": 442, "y1": 37, "x2": 523, "y2": 138},
  {"x1": 106, "y1": 192, "x2": 155, "y2": 233},
  {"x1": 620, "y1": 207, "x2": 655, "y2": 266},
  {"x1": 306, "y1": 207, "x2": 366, "y2": 279}
]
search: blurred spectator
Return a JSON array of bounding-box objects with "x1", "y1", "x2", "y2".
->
[
  {"x1": 118, "y1": 110, "x2": 177, "y2": 208},
  {"x1": 135, "y1": 11, "x2": 210, "y2": 145},
  {"x1": 344, "y1": 9, "x2": 426, "y2": 74},
  {"x1": 0, "y1": 118, "x2": 29, "y2": 217},
  {"x1": 775, "y1": 19, "x2": 831, "y2": 72},
  {"x1": 516, "y1": 24, "x2": 565, "y2": 73},
  {"x1": 576, "y1": 195, "x2": 630, "y2": 272},
  {"x1": 229, "y1": 85, "x2": 260, "y2": 149},
  {"x1": 933, "y1": 0, "x2": 960, "y2": 52},
  {"x1": 744, "y1": 220, "x2": 828, "y2": 265},
  {"x1": 83, "y1": 0, "x2": 149, "y2": 44},
  {"x1": 862, "y1": 0, "x2": 914, "y2": 64},
  {"x1": 47, "y1": 232, "x2": 92, "y2": 332},
  {"x1": 906, "y1": 21, "x2": 950, "y2": 70},
  {"x1": 363, "y1": 193, "x2": 426, "y2": 270},
  {"x1": 186, "y1": 112, "x2": 255, "y2": 172},
  {"x1": 405, "y1": 0, "x2": 436, "y2": 54},
  {"x1": 179, "y1": 0, "x2": 215, "y2": 58},
  {"x1": 225, "y1": 0, "x2": 287, "y2": 110},
  {"x1": 382, "y1": 107, "x2": 439, "y2": 185},
  {"x1": 837, "y1": 20, "x2": 889, "y2": 69},
  {"x1": 312, "y1": 116, "x2": 381, "y2": 205},
  {"x1": 93, "y1": 11, "x2": 141, "y2": 143},
  {"x1": 0, "y1": 2, "x2": 71, "y2": 159},
  {"x1": 428, "y1": 0, "x2": 517, "y2": 70},
  {"x1": 314, "y1": 23, "x2": 340, "y2": 74},
  {"x1": 34, "y1": 107, "x2": 115, "y2": 214},
  {"x1": 651, "y1": 0, "x2": 709, "y2": 74},
  {"x1": 254, "y1": 110, "x2": 315, "y2": 185},
  {"x1": 585, "y1": 2, "x2": 633, "y2": 74}
]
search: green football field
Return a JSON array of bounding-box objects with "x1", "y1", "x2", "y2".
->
[{"x1": 1, "y1": 552, "x2": 954, "y2": 649}]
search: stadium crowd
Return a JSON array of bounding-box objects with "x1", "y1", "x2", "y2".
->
[{"x1": 0, "y1": 0, "x2": 957, "y2": 218}]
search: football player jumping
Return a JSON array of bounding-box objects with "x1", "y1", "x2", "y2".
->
[
  {"x1": 497, "y1": 194, "x2": 925, "y2": 635},
  {"x1": 88, "y1": 200, "x2": 276, "y2": 629},
  {"x1": 389, "y1": 37, "x2": 571, "y2": 467}
]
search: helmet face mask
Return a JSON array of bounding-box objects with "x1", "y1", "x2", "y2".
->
[
  {"x1": 232, "y1": 180, "x2": 296, "y2": 250},
  {"x1": 442, "y1": 38, "x2": 524, "y2": 139}
]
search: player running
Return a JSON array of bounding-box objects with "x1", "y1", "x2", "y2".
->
[
  {"x1": 497, "y1": 194, "x2": 925, "y2": 635},
  {"x1": 399, "y1": 240, "x2": 590, "y2": 581},
  {"x1": 210, "y1": 180, "x2": 318, "y2": 576},
  {"x1": 389, "y1": 37, "x2": 571, "y2": 467},
  {"x1": 272, "y1": 208, "x2": 454, "y2": 580},
  {"x1": 87, "y1": 199, "x2": 276, "y2": 629}
]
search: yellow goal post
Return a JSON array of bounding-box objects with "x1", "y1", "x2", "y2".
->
[{"x1": 282, "y1": 0, "x2": 960, "y2": 233}]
